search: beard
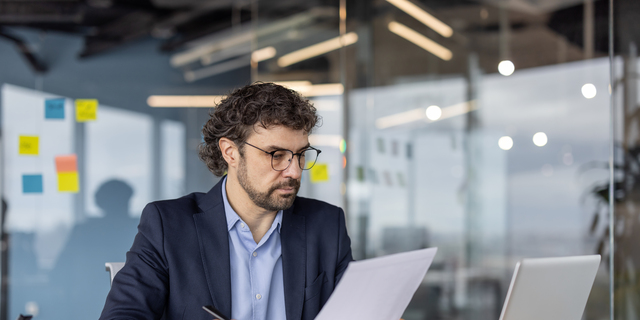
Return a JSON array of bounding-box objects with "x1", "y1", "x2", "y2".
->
[{"x1": 237, "y1": 156, "x2": 300, "y2": 211}]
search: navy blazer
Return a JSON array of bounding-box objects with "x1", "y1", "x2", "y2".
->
[{"x1": 100, "y1": 178, "x2": 353, "y2": 320}]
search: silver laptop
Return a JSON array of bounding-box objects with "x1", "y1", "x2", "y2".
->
[{"x1": 499, "y1": 255, "x2": 601, "y2": 320}]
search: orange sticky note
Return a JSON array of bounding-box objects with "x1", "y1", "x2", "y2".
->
[
  {"x1": 58, "y1": 172, "x2": 79, "y2": 193},
  {"x1": 55, "y1": 155, "x2": 77, "y2": 173}
]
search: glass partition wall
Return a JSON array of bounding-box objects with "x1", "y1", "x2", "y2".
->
[
  {"x1": 253, "y1": 1, "x2": 613, "y2": 320},
  {"x1": 611, "y1": 1, "x2": 640, "y2": 320}
]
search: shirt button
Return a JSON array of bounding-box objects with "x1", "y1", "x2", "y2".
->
[
  {"x1": 240, "y1": 223, "x2": 245, "y2": 228},
  {"x1": 253, "y1": 252, "x2": 258, "y2": 257},
  {"x1": 256, "y1": 294, "x2": 262, "y2": 300}
]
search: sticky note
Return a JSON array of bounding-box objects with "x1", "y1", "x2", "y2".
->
[
  {"x1": 55, "y1": 155, "x2": 78, "y2": 173},
  {"x1": 310, "y1": 163, "x2": 329, "y2": 183},
  {"x1": 58, "y1": 172, "x2": 79, "y2": 193},
  {"x1": 368, "y1": 169, "x2": 378, "y2": 184},
  {"x1": 356, "y1": 166, "x2": 365, "y2": 182},
  {"x1": 377, "y1": 138, "x2": 385, "y2": 154},
  {"x1": 45, "y1": 99, "x2": 65, "y2": 119},
  {"x1": 18, "y1": 136, "x2": 39, "y2": 155},
  {"x1": 75, "y1": 99, "x2": 98, "y2": 122},
  {"x1": 383, "y1": 171, "x2": 393, "y2": 186},
  {"x1": 23, "y1": 174, "x2": 43, "y2": 193},
  {"x1": 397, "y1": 172, "x2": 405, "y2": 187}
]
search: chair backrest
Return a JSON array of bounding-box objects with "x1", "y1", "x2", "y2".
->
[{"x1": 105, "y1": 262, "x2": 125, "y2": 286}]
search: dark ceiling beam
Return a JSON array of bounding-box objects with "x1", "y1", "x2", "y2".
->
[
  {"x1": 0, "y1": 1, "x2": 83, "y2": 24},
  {"x1": 79, "y1": 10, "x2": 157, "y2": 57},
  {"x1": 152, "y1": 0, "x2": 242, "y2": 32},
  {"x1": 0, "y1": 28, "x2": 48, "y2": 72}
]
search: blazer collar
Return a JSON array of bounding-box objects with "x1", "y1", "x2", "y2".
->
[
  {"x1": 193, "y1": 178, "x2": 232, "y2": 317},
  {"x1": 281, "y1": 201, "x2": 306, "y2": 320},
  {"x1": 197, "y1": 176, "x2": 225, "y2": 213}
]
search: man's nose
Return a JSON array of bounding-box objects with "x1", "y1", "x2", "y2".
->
[{"x1": 281, "y1": 158, "x2": 302, "y2": 179}]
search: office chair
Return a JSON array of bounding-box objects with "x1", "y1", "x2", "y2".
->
[{"x1": 105, "y1": 262, "x2": 125, "y2": 286}]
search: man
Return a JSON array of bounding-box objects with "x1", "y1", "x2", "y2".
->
[{"x1": 100, "y1": 82, "x2": 353, "y2": 320}]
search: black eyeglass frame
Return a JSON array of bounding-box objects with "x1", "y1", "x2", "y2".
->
[{"x1": 243, "y1": 141, "x2": 322, "y2": 171}]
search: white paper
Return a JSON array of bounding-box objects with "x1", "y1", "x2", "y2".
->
[{"x1": 315, "y1": 247, "x2": 438, "y2": 320}]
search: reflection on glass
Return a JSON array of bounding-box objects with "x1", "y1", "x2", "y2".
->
[
  {"x1": 498, "y1": 136, "x2": 513, "y2": 151},
  {"x1": 498, "y1": 60, "x2": 515, "y2": 76},
  {"x1": 426, "y1": 105, "x2": 442, "y2": 121},
  {"x1": 582, "y1": 83, "x2": 597, "y2": 99},
  {"x1": 161, "y1": 120, "x2": 186, "y2": 200},
  {"x1": 51, "y1": 179, "x2": 138, "y2": 319},
  {"x1": 85, "y1": 106, "x2": 153, "y2": 217},
  {"x1": 532, "y1": 132, "x2": 548, "y2": 147}
]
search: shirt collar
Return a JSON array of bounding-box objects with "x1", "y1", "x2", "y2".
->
[{"x1": 221, "y1": 177, "x2": 283, "y2": 233}]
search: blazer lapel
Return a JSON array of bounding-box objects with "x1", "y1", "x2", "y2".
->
[
  {"x1": 193, "y1": 179, "x2": 232, "y2": 318},
  {"x1": 281, "y1": 202, "x2": 306, "y2": 320}
]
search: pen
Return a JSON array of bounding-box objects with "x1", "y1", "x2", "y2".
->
[{"x1": 202, "y1": 305, "x2": 230, "y2": 320}]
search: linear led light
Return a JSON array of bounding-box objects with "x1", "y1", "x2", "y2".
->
[
  {"x1": 147, "y1": 95, "x2": 224, "y2": 108},
  {"x1": 388, "y1": 21, "x2": 452, "y2": 61},
  {"x1": 282, "y1": 83, "x2": 344, "y2": 97},
  {"x1": 171, "y1": 32, "x2": 253, "y2": 67},
  {"x1": 386, "y1": 0, "x2": 453, "y2": 38},
  {"x1": 277, "y1": 32, "x2": 358, "y2": 67},
  {"x1": 273, "y1": 81, "x2": 313, "y2": 87},
  {"x1": 439, "y1": 100, "x2": 477, "y2": 119},
  {"x1": 147, "y1": 83, "x2": 343, "y2": 108},
  {"x1": 184, "y1": 56, "x2": 250, "y2": 82},
  {"x1": 375, "y1": 108, "x2": 425, "y2": 129},
  {"x1": 251, "y1": 46, "x2": 277, "y2": 63},
  {"x1": 375, "y1": 100, "x2": 476, "y2": 129},
  {"x1": 309, "y1": 134, "x2": 343, "y2": 147},
  {"x1": 201, "y1": 44, "x2": 251, "y2": 66}
]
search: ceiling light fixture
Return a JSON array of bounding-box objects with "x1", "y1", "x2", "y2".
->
[
  {"x1": 273, "y1": 81, "x2": 313, "y2": 87},
  {"x1": 277, "y1": 82, "x2": 344, "y2": 97},
  {"x1": 581, "y1": 83, "x2": 597, "y2": 99},
  {"x1": 309, "y1": 134, "x2": 343, "y2": 148},
  {"x1": 147, "y1": 95, "x2": 225, "y2": 108},
  {"x1": 388, "y1": 21, "x2": 452, "y2": 61},
  {"x1": 498, "y1": 60, "x2": 515, "y2": 76},
  {"x1": 251, "y1": 46, "x2": 277, "y2": 63},
  {"x1": 277, "y1": 32, "x2": 358, "y2": 67},
  {"x1": 386, "y1": 0, "x2": 453, "y2": 37},
  {"x1": 375, "y1": 100, "x2": 476, "y2": 129}
]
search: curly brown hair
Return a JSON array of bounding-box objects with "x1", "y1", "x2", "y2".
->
[{"x1": 199, "y1": 82, "x2": 320, "y2": 176}]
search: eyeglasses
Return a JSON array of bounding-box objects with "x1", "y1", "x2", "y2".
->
[{"x1": 243, "y1": 141, "x2": 321, "y2": 171}]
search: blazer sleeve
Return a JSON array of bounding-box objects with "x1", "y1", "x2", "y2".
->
[
  {"x1": 334, "y1": 207, "x2": 353, "y2": 285},
  {"x1": 99, "y1": 203, "x2": 170, "y2": 320}
]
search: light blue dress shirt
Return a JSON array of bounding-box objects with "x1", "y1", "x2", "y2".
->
[{"x1": 222, "y1": 178, "x2": 286, "y2": 320}]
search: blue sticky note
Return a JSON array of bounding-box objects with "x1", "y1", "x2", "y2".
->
[
  {"x1": 23, "y1": 174, "x2": 43, "y2": 193},
  {"x1": 45, "y1": 99, "x2": 65, "y2": 119}
]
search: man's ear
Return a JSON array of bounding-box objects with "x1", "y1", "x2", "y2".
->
[{"x1": 219, "y1": 138, "x2": 239, "y2": 169}]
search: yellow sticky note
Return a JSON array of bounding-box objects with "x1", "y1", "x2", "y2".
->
[
  {"x1": 18, "y1": 136, "x2": 39, "y2": 155},
  {"x1": 58, "y1": 172, "x2": 79, "y2": 193},
  {"x1": 309, "y1": 163, "x2": 329, "y2": 183},
  {"x1": 75, "y1": 99, "x2": 98, "y2": 122}
]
